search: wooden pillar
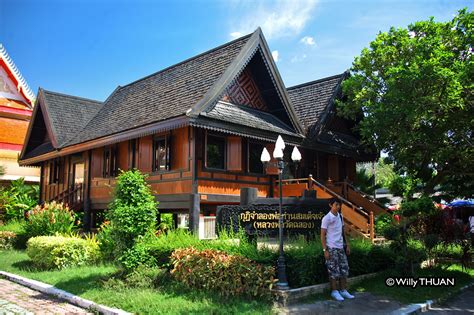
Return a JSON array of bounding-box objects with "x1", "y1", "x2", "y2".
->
[
  {"x1": 370, "y1": 211, "x2": 374, "y2": 242},
  {"x1": 83, "y1": 150, "x2": 92, "y2": 231},
  {"x1": 38, "y1": 164, "x2": 44, "y2": 204},
  {"x1": 173, "y1": 213, "x2": 178, "y2": 229},
  {"x1": 189, "y1": 194, "x2": 200, "y2": 233}
]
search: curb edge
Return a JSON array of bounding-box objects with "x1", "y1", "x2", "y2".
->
[{"x1": 0, "y1": 271, "x2": 132, "y2": 315}]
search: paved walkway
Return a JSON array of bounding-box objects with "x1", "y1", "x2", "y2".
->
[
  {"x1": 278, "y1": 292, "x2": 404, "y2": 315},
  {"x1": 424, "y1": 287, "x2": 474, "y2": 315},
  {"x1": 0, "y1": 279, "x2": 91, "y2": 314}
]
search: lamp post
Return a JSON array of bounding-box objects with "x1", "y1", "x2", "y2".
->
[{"x1": 260, "y1": 135, "x2": 301, "y2": 290}]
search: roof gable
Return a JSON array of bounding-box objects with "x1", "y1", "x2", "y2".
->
[
  {"x1": 20, "y1": 89, "x2": 102, "y2": 160},
  {"x1": 0, "y1": 44, "x2": 35, "y2": 107},
  {"x1": 287, "y1": 73, "x2": 346, "y2": 133},
  {"x1": 189, "y1": 28, "x2": 304, "y2": 135},
  {"x1": 41, "y1": 89, "x2": 103, "y2": 147}
]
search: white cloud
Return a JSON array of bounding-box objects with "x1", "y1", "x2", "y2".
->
[
  {"x1": 230, "y1": 32, "x2": 243, "y2": 38},
  {"x1": 300, "y1": 36, "x2": 316, "y2": 46},
  {"x1": 291, "y1": 54, "x2": 307, "y2": 63},
  {"x1": 228, "y1": 0, "x2": 319, "y2": 39},
  {"x1": 272, "y1": 50, "x2": 280, "y2": 62}
]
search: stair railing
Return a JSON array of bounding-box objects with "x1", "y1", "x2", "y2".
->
[{"x1": 276, "y1": 176, "x2": 375, "y2": 241}]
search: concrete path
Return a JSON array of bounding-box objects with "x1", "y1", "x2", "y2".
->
[
  {"x1": 278, "y1": 291, "x2": 404, "y2": 315},
  {"x1": 424, "y1": 287, "x2": 474, "y2": 315},
  {"x1": 0, "y1": 278, "x2": 91, "y2": 314}
]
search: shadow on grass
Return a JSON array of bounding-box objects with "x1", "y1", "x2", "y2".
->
[
  {"x1": 12, "y1": 259, "x2": 43, "y2": 272},
  {"x1": 51, "y1": 271, "x2": 120, "y2": 296}
]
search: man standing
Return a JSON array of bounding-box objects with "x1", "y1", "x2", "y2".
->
[{"x1": 321, "y1": 198, "x2": 354, "y2": 301}]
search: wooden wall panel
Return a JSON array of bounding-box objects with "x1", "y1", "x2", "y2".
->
[
  {"x1": 150, "y1": 180, "x2": 192, "y2": 195},
  {"x1": 347, "y1": 159, "x2": 356, "y2": 182},
  {"x1": 171, "y1": 127, "x2": 189, "y2": 170},
  {"x1": 139, "y1": 136, "x2": 153, "y2": 173},
  {"x1": 117, "y1": 141, "x2": 129, "y2": 172},
  {"x1": 91, "y1": 148, "x2": 103, "y2": 178},
  {"x1": 328, "y1": 155, "x2": 339, "y2": 181},
  {"x1": 226, "y1": 136, "x2": 242, "y2": 171},
  {"x1": 198, "y1": 180, "x2": 268, "y2": 197}
]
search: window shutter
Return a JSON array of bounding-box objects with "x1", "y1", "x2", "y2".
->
[{"x1": 226, "y1": 136, "x2": 242, "y2": 171}]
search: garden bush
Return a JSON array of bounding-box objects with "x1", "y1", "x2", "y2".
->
[
  {"x1": 25, "y1": 201, "x2": 75, "y2": 238},
  {"x1": 141, "y1": 230, "x2": 395, "y2": 288},
  {"x1": 141, "y1": 229, "x2": 276, "y2": 269},
  {"x1": 107, "y1": 169, "x2": 158, "y2": 269},
  {"x1": 26, "y1": 235, "x2": 99, "y2": 269},
  {"x1": 0, "y1": 178, "x2": 39, "y2": 222},
  {"x1": 0, "y1": 231, "x2": 16, "y2": 249},
  {"x1": 171, "y1": 247, "x2": 276, "y2": 299},
  {"x1": 284, "y1": 238, "x2": 396, "y2": 287},
  {"x1": 96, "y1": 220, "x2": 115, "y2": 261}
]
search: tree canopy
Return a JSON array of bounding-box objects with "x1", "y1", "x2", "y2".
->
[{"x1": 338, "y1": 9, "x2": 473, "y2": 200}]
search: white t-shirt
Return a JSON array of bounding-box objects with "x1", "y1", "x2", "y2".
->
[
  {"x1": 469, "y1": 216, "x2": 474, "y2": 233},
  {"x1": 321, "y1": 211, "x2": 344, "y2": 249}
]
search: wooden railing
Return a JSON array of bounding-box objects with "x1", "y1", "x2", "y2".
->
[
  {"x1": 334, "y1": 181, "x2": 387, "y2": 216},
  {"x1": 275, "y1": 175, "x2": 374, "y2": 241},
  {"x1": 50, "y1": 183, "x2": 84, "y2": 210}
]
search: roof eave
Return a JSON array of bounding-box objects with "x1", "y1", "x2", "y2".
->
[{"x1": 19, "y1": 115, "x2": 190, "y2": 165}]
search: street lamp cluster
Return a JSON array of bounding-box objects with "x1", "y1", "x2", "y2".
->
[{"x1": 260, "y1": 135, "x2": 301, "y2": 290}]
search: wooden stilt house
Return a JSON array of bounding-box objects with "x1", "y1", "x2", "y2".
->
[{"x1": 19, "y1": 29, "x2": 385, "y2": 239}]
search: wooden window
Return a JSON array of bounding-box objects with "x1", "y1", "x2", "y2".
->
[
  {"x1": 206, "y1": 134, "x2": 226, "y2": 170},
  {"x1": 49, "y1": 159, "x2": 61, "y2": 184},
  {"x1": 103, "y1": 146, "x2": 118, "y2": 178},
  {"x1": 248, "y1": 141, "x2": 264, "y2": 174},
  {"x1": 152, "y1": 136, "x2": 170, "y2": 172}
]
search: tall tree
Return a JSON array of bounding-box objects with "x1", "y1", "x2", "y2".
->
[{"x1": 338, "y1": 9, "x2": 473, "y2": 199}]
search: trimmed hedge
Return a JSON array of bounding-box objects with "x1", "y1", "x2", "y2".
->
[
  {"x1": 26, "y1": 235, "x2": 99, "y2": 269},
  {"x1": 0, "y1": 231, "x2": 16, "y2": 249},
  {"x1": 171, "y1": 247, "x2": 276, "y2": 299}
]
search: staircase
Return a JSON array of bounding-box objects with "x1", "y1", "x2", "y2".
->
[
  {"x1": 275, "y1": 175, "x2": 388, "y2": 243},
  {"x1": 49, "y1": 183, "x2": 84, "y2": 211}
]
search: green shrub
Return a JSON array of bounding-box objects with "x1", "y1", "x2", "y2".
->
[
  {"x1": 108, "y1": 169, "x2": 158, "y2": 269},
  {"x1": 142, "y1": 229, "x2": 203, "y2": 267},
  {"x1": 0, "y1": 178, "x2": 39, "y2": 222},
  {"x1": 284, "y1": 238, "x2": 396, "y2": 287},
  {"x1": 375, "y1": 213, "x2": 395, "y2": 235},
  {"x1": 0, "y1": 231, "x2": 16, "y2": 249},
  {"x1": 0, "y1": 220, "x2": 25, "y2": 233},
  {"x1": 171, "y1": 247, "x2": 276, "y2": 299},
  {"x1": 96, "y1": 220, "x2": 115, "y2": 261},
  {"x1": 143, "y1": 229, "x2": 277, "y2": 269},
  {"x1": 25, "y1": 202, "x2": 75, "y2": 238},
  {"x1": 26, "y1": 235, "x2": 99, "y2": 269}
]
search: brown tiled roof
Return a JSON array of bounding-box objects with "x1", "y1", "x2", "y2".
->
[
  {"x1": 66, "y1": 34, "x2": 252, "y2": 146},
  {"x1": 287, "y1": 73, "x2": 345, "y2": 132}
]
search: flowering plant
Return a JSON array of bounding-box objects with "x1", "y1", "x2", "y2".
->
[{"x1": 25, "y1": 201, "x2": 75, "y2": 238}]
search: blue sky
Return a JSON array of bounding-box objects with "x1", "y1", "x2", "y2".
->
[{"x1": 1, "y1": 0, "x2": 471, "y2": 101}]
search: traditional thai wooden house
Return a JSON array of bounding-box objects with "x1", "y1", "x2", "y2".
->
[
  {"x1": 19, "y1": 29, "x2": 385, "y2": 239},
  {"x1": 0, "y1": 44, "x2": 40, "y2": 185}
]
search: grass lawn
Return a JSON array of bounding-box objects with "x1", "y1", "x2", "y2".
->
[
  {"x1": 0, "y1": 250, "x2": 273, "y2": 315},
  {"x1": 351, "y1": 265, "x2": 474, "y2": 304}
]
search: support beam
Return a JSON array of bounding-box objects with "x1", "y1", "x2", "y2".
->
[{"x1": 189, "y1": 193, "x2": 200, "y2": 233}]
